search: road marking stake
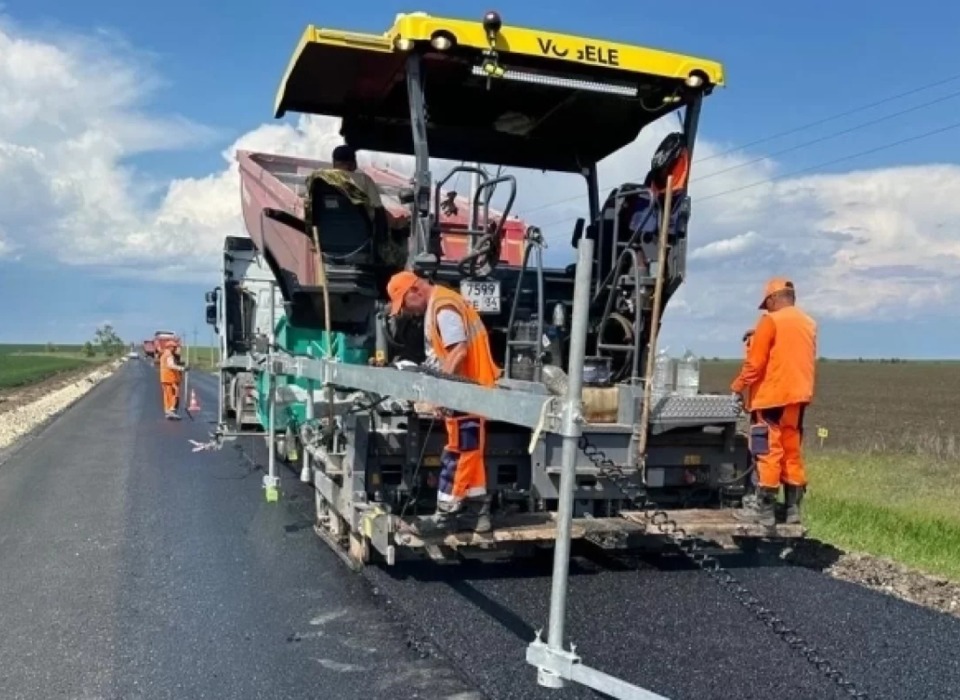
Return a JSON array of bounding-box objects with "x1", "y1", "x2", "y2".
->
[{"x1": 817, "y1": 426, "x2": 829, "y2": 448}]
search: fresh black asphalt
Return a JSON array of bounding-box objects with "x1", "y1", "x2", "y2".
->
[
  {"x1": 1, "y1": 362, "x2": 958, "y2": 699},
  {"x1": 0, "y1": 361, "x2": 478, "y2": 700}
]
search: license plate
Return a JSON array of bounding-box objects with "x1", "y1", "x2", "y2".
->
[{"x1": 460, "y1": 279, "x2": 501, "y2": 314}]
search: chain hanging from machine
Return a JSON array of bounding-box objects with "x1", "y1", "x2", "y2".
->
[
  {"x1": 575, "y1": 433, "x2": 869, "y2": 699},
  {"x1": 399, "y1": 358, "x2": 869, "y2": 696}
]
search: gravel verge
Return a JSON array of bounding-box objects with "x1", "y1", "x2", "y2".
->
[
  {"x1": 783, "y1": 538, "x2": 960, "y2": 618},
  {"x1": 0, "y1": 361, "x2": 120, "y2": 452},
  {"x1": 0, "y1": 362, "x2": 112, "y2": 414}
]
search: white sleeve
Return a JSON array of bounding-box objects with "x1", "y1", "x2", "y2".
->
[{"x1": 435, "y1": 309, "x2": 467, "y2": 349}]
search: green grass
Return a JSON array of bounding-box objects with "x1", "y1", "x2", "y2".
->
[
  {"x1": 0, "y1": 344, "x2": 86, "y2": 356},
  {"x1": 0, "y1": 354, "x2": 99, "y2": 389},
  {"x1": 182, "y1": 346, "x2": 220, "y2": 371},
  {"x1": 0, "y1": 343, "x2": 119, "y2": 389},
  {"x1": 805, "y1": 452, "x2": 960, "y2": 581}
]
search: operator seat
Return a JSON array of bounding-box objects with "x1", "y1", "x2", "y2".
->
[
  {"x1": 307, "y1": 173, "x2": 387, "y2": 266},
  {"x1": 629, "y1": 132, "x2": 691, "y2": 246},
  {"x1": 568, "y1": 132, "x2": 691, "y2": 280},
  {"x1": 646, "y1": 132, "x2": 690, "y2": 194},
  {"x1": 290, "y1": 172, "x2": 385, "y2": 333}
]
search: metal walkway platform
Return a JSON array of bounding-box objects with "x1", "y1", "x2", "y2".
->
[{"x1": 393, "y1": 509, "x2": 806, "y2": 557}]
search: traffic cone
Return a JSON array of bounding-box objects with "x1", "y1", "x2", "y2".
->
[{"x1": 188, "y1": 389, "x2": 200, "y2": 412}]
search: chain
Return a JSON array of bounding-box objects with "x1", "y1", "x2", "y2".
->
[
  {"x1": 576, "y1": 433, "x2": 870, "y2": 699},
  {"x1": 403, "y1": 362, "x2": 867, "y2": 695}
]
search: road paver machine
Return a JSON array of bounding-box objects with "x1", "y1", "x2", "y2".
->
[
  {"x1": 207, "y1": 11, "x2": 804, "y2": 568},
  {"x1": 200, "y1": 13, "x2": 812, "y2": 697}
]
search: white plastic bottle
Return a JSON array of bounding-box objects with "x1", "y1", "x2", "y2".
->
[
  {"x1": 652, "y1": 348, "x2": 675, "y2": 398},
  {"x1": 675, "y1": 348, "x2": 700, "y2": 397}
]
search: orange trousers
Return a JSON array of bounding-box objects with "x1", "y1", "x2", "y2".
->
[
  {"x1": 749, "y1": 403, "x2": 807, "y2": 488},
  {"x1": 437, "y1": 413, "x2": 487, "y2": 506},
  {"x1": 162, "y1": 382, "x2": 180, "y2": 413}
]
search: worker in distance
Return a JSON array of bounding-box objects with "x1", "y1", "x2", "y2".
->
[
  {"x1": 159, "y1": 342, "x2": 188, "y2": 420},
  {"x1": 386, "y1": 270, "x2": 500, "y2": 534},
  {"x1": 730, "y1": 278, "x2": 817, "y2": 526}
]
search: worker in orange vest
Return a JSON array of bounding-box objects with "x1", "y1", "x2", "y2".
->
[
  {"x1": 386, "y1": 271, "x2": 501, "y2": 533},
  {"x1": 159, "y1": 344, "x2": 188, "y2": 420},
  {"x1": 730, "y1": 278, "x2": 817, "y2": 526}
]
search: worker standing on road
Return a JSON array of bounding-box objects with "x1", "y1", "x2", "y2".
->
[
  {"x1": 386, "y1": 271, "x2": 501, "y2": 534},
  {"x1": 159, "y1": 344, "x2": 188, "y2": 420},
  {"x1": 730, "y1": 278, "x2": 817, "y2": 526}
]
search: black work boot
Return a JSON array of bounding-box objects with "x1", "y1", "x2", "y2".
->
[
  {"x1": 412, "y1": 501, "x2": 461, "y2": 536},
  {"x1": 458, "y1": 495, "x2": 492, "y2": 534},
  {"x1": 733, "y1": 487, "x2": 777, "y2": 527},
  {"x1": 783, "y1": 484, "x2": 805, "y2": 524}
]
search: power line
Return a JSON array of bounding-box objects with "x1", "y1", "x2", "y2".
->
[
  {"x1": 694, "y1": 88, "x2": 960, "y2": 183},
  {"x1": 520, "y1": 72, "x2": 960, "y2": 219},
  {"x1": 698, "y1": 71, "x2": 960, "y2": 163},
  {"x1": 534, "y1": 118, "x2": 960, "y2": 229},
  {"x1": 696, "y1": 118, "x2": 960, "y2": 203}
]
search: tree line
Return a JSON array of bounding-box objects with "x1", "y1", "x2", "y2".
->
[{"x1": 81, "y1": 324, "x2": 126, "y2": 358}]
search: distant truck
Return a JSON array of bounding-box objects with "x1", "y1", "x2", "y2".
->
[
  {"x1": 142, "y1": 339, "x2": 156, "y2": 359},
  {"x1": 204, "y1": 236, "x2": 283, "y2": 428}
]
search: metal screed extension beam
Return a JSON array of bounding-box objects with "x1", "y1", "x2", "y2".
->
[
  {"x1": 273, "y1": 357, "x2": 562, "y2": 433},
  {"x1": 526, "y1": 641, "x2": 669, "y2": 700}
]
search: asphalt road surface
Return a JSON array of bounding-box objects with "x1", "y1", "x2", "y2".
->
[
  {"x1": 1, "y1": 362, "x2": 959, "y2": 700},
  {"x1": 0, "y1": 361, "x2": 478, "y2": 700}
]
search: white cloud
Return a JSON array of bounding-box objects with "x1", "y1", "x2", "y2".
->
[
  {"x1": 0, "y1": 227, "x2": 15, "y2": 258},
  {"x1": 0, "y1": 18, "x2": 218, "y2": 275},
  {"x1": 690, "y1": 230, "x2": 761, "y2": 260},
  {"x1": 3, "y1": 18, "x2": 960, "y2": 354}
]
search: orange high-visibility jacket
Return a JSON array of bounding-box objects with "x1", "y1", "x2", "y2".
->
[
  {"x1": 426, "y1": 286, "x2": 501, "y2": 387},
  {"x1": 731, "y1": 305, "x2": 817, "y2": 410},
  {"x1": 159, "y1": 348, "x2": 182, "y2": 384}
]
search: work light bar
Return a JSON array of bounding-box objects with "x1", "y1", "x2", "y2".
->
[{"x1": 470, "y1": 65, "x2": 638, "y2": 97}]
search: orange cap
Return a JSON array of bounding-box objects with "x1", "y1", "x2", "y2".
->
[
  {"x1": 759, "y1": 277, "x2": 793, "y2": 309},
  {"x1": 386, "y1": 271, "x2": 419, "y2": 315}
]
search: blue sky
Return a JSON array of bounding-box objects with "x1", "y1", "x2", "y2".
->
[
  {"x1": 1, "y1": 0, "x2": 959, "y2": 357},
  {"x1": 16, "y1": 0, "x2": 960, "y2": 172}
]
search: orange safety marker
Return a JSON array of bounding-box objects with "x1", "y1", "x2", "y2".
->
[{"x1": 188, "y1": 389, "x2": 201, "y2": 412}]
